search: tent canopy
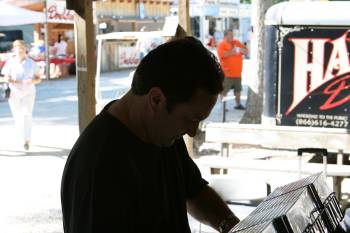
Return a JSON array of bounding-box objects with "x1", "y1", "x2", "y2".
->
[{"x1": 0, "y1": 1, "x2": 45, "y2": 26}]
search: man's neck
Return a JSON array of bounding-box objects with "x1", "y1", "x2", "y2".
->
[{"x1": 108, "y1": 92, "x2": 151, "y2": 144}]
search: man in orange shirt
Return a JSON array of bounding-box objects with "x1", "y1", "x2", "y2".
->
[{"x1": 217, "y1": 30, "x2": 248, "y2": 110}]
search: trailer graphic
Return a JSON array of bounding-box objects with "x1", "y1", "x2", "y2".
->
[{"x1": 280, "y1": 28, "x2": 350, "y2": 128}]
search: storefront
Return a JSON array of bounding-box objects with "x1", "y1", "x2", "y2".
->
[
  {"x1": 0, "y1": 0, "x2": 75, "y2": 78},
  {"x1": 170, "y1": 0, "x2": 250, "y2": 47},
  {"x1": 94, "y1": 0, "x2": 173, "y2": 72},
  {"x1": 45, "y1": 0, "x2": 76, "y2": 77},
  {"x1": 95, "y1": 0, "x2": 172, "y2": 33}
]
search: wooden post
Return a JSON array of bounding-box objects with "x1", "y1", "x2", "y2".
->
[
  {"x1": 178, "y1": 0, "x2": 191, "y2": 35},
  {"x1": 73, "y1": 0, "x2": 96, "y2": 133},
  {"x1": 176, "y1": 0, "x2": 193, "y2": 157}
]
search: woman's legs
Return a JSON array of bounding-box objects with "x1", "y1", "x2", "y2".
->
[
  {"x1": 8, "y1": 90, "x2": 36, "y2": 149},
  {"x1": 21, "y1": 91, "x2": 35, "y2": 144},
  {"x1": 8, "y1": 92, "x2": 23, "y2": 140}
]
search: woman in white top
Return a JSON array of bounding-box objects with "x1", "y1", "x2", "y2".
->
[
  {"x1": 1, "y1": 40, "x2": 41, "y2": 150},
  {"x1": 54, "y1": 34, "x2": 67, "y2": 57},
  {"x1": 53, "y1": 34, "x2": 68, "y2": 77}
]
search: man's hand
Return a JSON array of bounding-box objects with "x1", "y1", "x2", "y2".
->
[
  {"x1": 187, "y1": 185, "x2": 240, "y2": 232},
  {"x1": 231, "y1": 47, "x2": 238, "y2": 55},
  {"x1": 219, "y1": 213, "x2": 240, "y2": 233}
]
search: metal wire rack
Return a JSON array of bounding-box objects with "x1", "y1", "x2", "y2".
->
[{"x1": 304, "y1": 192, "x2": 344, "y2": 233}]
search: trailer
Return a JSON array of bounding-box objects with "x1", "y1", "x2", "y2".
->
[{"x1": 205, "y1": 1, "x2": 350, "y2": 156}]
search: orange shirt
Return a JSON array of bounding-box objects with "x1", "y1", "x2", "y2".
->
[{"x1": 217, "y1": 39, "x2": 245, "y2": 78}]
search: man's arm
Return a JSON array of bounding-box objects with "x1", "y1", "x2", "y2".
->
[
  {"x1": 222, "y1": 49, "x2": 237, "y2": 58},
  {"x1": 223, "y1": 41, "x2": 248, "y2": 57},
  {"x1": 217, "y1": 43, "x2": 237, "y2": 59},
  {"x1": 32, "y1": 61, "x2": 42, "y2": 84},
  {"x1": 3, "y1": 74, "x2": 11, "y2": 83},
  {"x1": 33, "y1": 70, "x2": 42, "y2": 84},
  {"x1": 187, "y1": 185, "x2": 240, "y2": 233},
  {"x1": 237, "y1": 41, "x2": 248, "y2": 56}
]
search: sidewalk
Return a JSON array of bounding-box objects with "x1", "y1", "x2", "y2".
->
[{"x1": 0, "y1": 74, "x2": 79, "y2": 233}]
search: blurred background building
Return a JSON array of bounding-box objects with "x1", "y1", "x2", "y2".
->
[{"x1": 0, "y1": 0, "x2": 251, "y2": 73}]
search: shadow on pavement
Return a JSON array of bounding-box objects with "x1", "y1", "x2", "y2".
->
[{"x1": 0, "y1": 145, "x2": 70, "y2": 158}]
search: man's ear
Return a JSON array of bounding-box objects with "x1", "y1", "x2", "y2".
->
[{"x1": 148, "y1": 87, "x2": 165, "y2": 112}]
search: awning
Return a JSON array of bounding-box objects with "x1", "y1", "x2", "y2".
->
[{"x1": 0, "y1": 1, "x2": 45, "y2": 26}]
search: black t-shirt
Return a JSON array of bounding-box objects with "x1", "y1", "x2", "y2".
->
[{"x1": 61, "y1": 101, "x2": 208, "y2": 233}]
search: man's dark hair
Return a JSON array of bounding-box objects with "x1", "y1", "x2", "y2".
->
[
  {"x1": 131, "y1": 36, "x2": 224, "y2": 112},
  {"x1": 224, "y1": 29, "x2": 232, "y2": 36}
]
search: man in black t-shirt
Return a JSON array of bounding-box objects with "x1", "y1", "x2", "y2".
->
[{"x1": 61, "y1": 37, "x2": 240, "y2": 233}]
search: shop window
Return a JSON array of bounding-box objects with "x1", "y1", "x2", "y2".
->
[{"x1": 0, "y1": 30, "x2": 23, "y2": 52}]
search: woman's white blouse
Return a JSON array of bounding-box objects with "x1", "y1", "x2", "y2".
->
[{"x1": 1, "y1": 56, "x2": 39, "y2": 94}]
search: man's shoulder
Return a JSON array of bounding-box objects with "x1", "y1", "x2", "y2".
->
[
  {"x1": 218, "y1": 39, "x2": 228, "y2": 46},
  {"x1": 233, "y1": 39, "x2": 244, "y2": 46},
  {"x1": 67, "y1": 114, "x2": 128, "y2": 164},
  {"x1": 217, "y1": 40, "x2": 229, "y2": 51},
  {"x1": 79, "y1": 110, "x2": 131, "y2": 147},
  {"x1": 85, "y1": 111, "x2": 121, "y2": 134}
]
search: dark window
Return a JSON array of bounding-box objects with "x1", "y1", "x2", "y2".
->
[
  {"x1": 0, "y1": 30, "x2": 23, "y2": 52},
  {"x1": 190, "y1": 17, "x2": 200, "y2": 38}
]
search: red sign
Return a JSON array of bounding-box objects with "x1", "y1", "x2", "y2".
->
[
  {"x1": 118, "y1": 46, "x2": 139, "y2": 68},
  {"x1": 47, "y1": 0, "x2": 74, "y2": 24}
]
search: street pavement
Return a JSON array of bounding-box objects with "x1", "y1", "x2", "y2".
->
[
  {"x1": 0, "y1": 68, "x2": 248, "y2": 233},
  {"x1": 0, "y1": 74, "x2": 79, "y2": 233}
]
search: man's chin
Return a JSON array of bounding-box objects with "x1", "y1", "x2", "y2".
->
[{"x1": 159, "y1": 139, "x2": 176, "y2": 148}]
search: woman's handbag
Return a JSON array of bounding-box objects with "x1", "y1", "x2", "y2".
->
[
  {"x1": 4, "y1": 84, "x2": 10, "y2": 99},
  {"x1": 5, "y1": 86, "x2": 10, "y2": 99}
]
